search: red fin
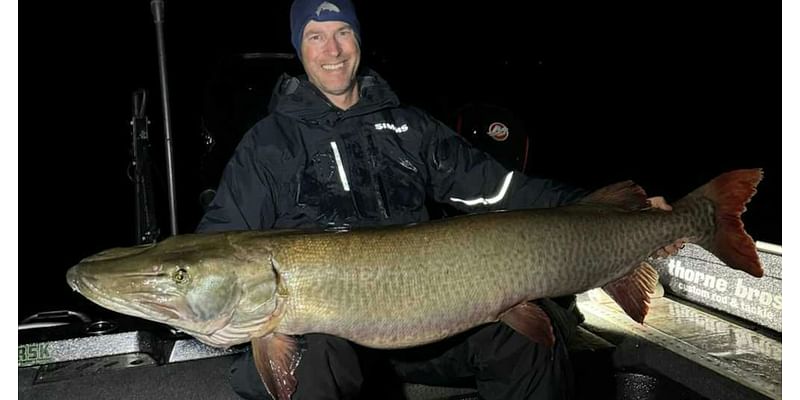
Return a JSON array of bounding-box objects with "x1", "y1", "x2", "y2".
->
[
  {"x1": 251, "y1": 334, "x2": 302, "y2": 400},
  {"x1": 602, "y1": 261, "x2": 659, "y2": 323},
  {"x1": 581, "y1": 180, "x2": 650, "y2": 211},
  {"x1": 690, "y1": 169, "x2": 764, "y2": 277},
  {"x1": 500, "y1": 302, "x2": 555, "y2": 347}
]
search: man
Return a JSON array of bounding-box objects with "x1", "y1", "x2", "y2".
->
[{"x1": 197, "y1": 0, "x2": 682, "y2": 398}]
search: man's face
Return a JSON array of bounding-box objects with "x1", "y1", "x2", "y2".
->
[{"x1": 300, "y1": 20, "x2": 361, "y2": 104}]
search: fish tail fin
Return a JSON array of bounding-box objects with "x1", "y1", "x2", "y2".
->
[{"x1": 681, "y1": 168, "x2": 764, "y2": 277}]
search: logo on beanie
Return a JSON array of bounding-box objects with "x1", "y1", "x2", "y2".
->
[
  {"x1": 487, "y1": 122, "x2": 509, "y2": 141},
  {"x1": 316, "y1": 1, "x2": 341, "y2": 16}
]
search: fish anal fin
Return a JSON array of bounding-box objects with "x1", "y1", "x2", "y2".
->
[
  {"x1": 582, "y1": 180, "x2": 650, "y2": 211},
  {"x1": 500, "y1": 302, "x2": 555, "y2": 347},
  {"x1": 602, "y1": 261, "x2": 660, "y2": 323},
  {"x1": 251, "y1": 333, "x2": 302, "y2": 400}
]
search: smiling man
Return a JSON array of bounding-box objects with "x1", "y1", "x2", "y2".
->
[
  {"x1": 297, "y1": 19, "x2": 360, "y2": 108},
  {"x1": 196, "y1": 0, "x2": 683, "y2": 399},
  {"x1": 291, "y1": 0, "x2": 361, "y2": 110}
]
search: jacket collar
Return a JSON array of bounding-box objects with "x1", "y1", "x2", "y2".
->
[{"x1": 269, "y1": 68, "x2": 400, "y2": 123}]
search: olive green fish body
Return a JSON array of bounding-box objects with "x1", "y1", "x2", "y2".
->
[
  {"x1": 261, "y1": 200, "x2": 712, "y2": 348},
  {"x1": 67, "y1": 169, "x2": 763, "y2": 352}
]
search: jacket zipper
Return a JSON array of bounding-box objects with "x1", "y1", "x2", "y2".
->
[{"x1": 365, "y1": 134, "x2": 390, "y2": 219}]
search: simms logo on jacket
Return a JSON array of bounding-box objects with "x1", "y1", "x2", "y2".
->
[{"x1": 374, "y1": 122, "x2": 409, "y2": 133}]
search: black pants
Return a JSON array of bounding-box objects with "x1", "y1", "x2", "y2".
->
[{"x1": 230, "y1": 298, "x2": 578, "y2": 400}]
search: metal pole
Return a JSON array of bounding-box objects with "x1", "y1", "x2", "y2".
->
[
  {"x1": 131, "y1": 90, "x2": 146, "y2": 242},
  {"x1": 150, "y1": 0, "x2": 179, "y2": 236},
  {"x1": 131, "y1": 89, "x2": 161, "y2": 244}
]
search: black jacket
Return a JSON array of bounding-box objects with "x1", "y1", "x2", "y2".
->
[{"x1": 196, "y1": 69, "x2": 587, "y2": 233}]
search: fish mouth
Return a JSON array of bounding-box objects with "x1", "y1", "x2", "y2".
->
[{"x1": 67, "y1": 266, "x2": 183, "y2": 324}]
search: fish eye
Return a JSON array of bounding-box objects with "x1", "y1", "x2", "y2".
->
[{"x1": 173, "y1": 268, "x2": 190, "y2": 284}]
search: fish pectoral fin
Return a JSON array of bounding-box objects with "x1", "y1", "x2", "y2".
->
[
  {"x1": 602, "y1": 261, "x2": 659, "y2": 323},
  {"x1": 251, "y1": 333, "x2": 302, "y2": 400},
  {"x1": 499, "y1": 302, "x2": 555, "y2": 347}
]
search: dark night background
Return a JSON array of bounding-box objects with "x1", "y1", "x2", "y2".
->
[{"x1": 20, "y1": 1, "x2": 779, "y2": 322}]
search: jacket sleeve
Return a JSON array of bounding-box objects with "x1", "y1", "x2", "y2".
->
[
  {"x1": 421, "y1": 115, "x2": 589, "y2": 213},
  {"x1": 195, "y1": 129, "x2": 277, "y2": 233}
]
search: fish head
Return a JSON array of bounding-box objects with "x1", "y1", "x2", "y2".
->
[{"x1": 66, "y1": 232, "x2": 281, "y2": 347}]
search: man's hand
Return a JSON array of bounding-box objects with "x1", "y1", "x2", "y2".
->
[{"x1": 647, "y1": 196, "x2": 688, "y2": 258}]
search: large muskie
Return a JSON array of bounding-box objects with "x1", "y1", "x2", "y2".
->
[{"x1": 67, "y1": 169, "x2": 764, "y2": 400}]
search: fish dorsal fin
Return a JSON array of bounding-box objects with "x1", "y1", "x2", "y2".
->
[
  {"x1": 251, "y1": 333, "x2": 302, "y2": 400},
  {"x1": 581, "y1": 180, "x2": 650, "y2": 211},
  {"x1": 499, "y1": 302, "x2": 555, "y2": 346},
  {"x1": 602, "y1": 261, "x2": 659, "y2": 323}
]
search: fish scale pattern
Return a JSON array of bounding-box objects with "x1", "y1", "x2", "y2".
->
[{"x1": 271, "y1": 203, "x2": 712, "y2": 349}]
